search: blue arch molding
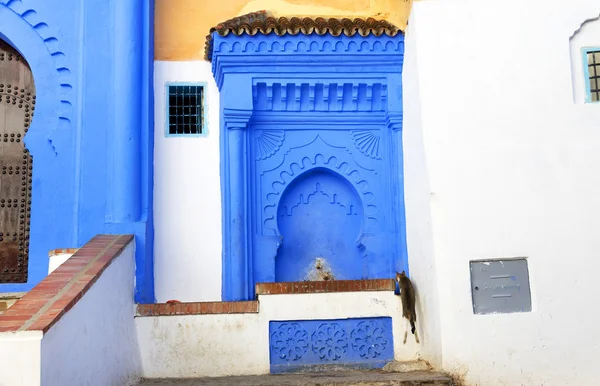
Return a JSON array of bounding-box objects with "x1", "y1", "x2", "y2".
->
[
  {"x1": 0, "y1": 0, "x2": 155, "y2": 303},
  {"x1": 211, "y1": 32, "x2": 408, "y2": 301}
]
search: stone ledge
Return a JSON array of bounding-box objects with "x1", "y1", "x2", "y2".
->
[
  {"x1": 137, "y1": 370, "x2": 453, "y2": 385},
  {"x1": 135, "y1": 301, "x2": 259, "y2": 317},
  {"x1": 255, "y1": 278, "x2": 396, "y2": 295},
  {"x1": 0, "y1": 234, "x2": 134, "y2": 333}
]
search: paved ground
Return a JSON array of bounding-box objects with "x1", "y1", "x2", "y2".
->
[{"x1": 137, "y1": 370, "x2": 454, "y2": 385}]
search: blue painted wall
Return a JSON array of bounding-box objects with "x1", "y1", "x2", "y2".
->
[
  {"x1": 0, "y1": 0, "x2": 155, "y2": 303},
  {"x1": 211, "y1": 33, "x2": 407, "y2": 301}
]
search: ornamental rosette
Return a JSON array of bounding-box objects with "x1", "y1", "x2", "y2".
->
[
  {"x1": 270, "y1": 323, "x2": 309, "y2": 361},
  {"x1": 350, "y1": 321, "x2": 388, "y2": 359},
  {"x1": 311, "y1": 323, "x2": 349, "y2": 361}
]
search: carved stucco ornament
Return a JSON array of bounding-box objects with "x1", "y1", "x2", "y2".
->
[{"x1": 204, "y1": 10, "x2": 402, "y2": 61}]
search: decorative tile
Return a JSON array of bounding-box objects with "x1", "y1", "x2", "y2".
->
[{"x1": 269, "y1": 317, "x2": 393, "y2": 373}]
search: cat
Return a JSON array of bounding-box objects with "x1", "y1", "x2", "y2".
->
[{"x1": 396, "y1": 270, "x2": 420, "y2": 344}]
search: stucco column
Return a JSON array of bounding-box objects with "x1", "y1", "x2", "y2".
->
[
  {"x1": 108, "y1": 0, "x2": 143, "y2": 223},
  {"x1": 385, "y1": 70, "x2": 408, "y2": 273},
  {"x1": 386, "y1": 110, "x2": 408, "y2": 274},
  {"x1": 222, "y1": 108, "x2": 252, "y2": 301}
]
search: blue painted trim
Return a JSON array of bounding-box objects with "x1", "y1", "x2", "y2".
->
[
  {"x1": 164, "y1": 81, "x2": 209, "y2": 138},
  {"x1": 136, "y1": 0, "x2": 156, "y2": 303},
  {"x1": 582, "y1": 47, "x2": 600, "y2": 104},
  {"x1": 220, "y1": 107, "x2": 253, "y2": 301},
  {"x1": 109, "y1": 0, "x2": 142, "y2": 224}
]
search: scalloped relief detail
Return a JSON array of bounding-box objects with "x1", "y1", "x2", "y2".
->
[
  {"x1": 350, "y1": 131, "x2": 381, "y2": 160},
  {"x1": 255, "y1": 130, "x2": 285, "y2": 160},
  {"x1": 1, "y1": 0, "x2": 73, "y2": 125},
  {"x1": 214, "y1": 37, "x2": 403, "y2": 55},
  {"x1": 262, "y1": 152, "x2": 378, "y2": 234},
  {"x1": 280, "y1": 182, "x2": 359, "y2": 218}
]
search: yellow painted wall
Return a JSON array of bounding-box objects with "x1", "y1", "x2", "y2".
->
[{"x1": 155, "y1": 0, "x2": 413, "y2": 61}]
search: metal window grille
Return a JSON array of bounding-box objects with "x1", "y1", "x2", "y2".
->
[
  {"x1": 167, "y1": 84, "x2": 205, "y2": 135},
  {"x1": 587, "y1": 50, "x2": 600, "y2": 103}
]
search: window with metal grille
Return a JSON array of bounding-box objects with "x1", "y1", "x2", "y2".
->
[
  {"x1": 166, "y1": 83, "x2": 207, "y2": 136},
  {"x1": 584, "y1": 48, "x2": 600, "y2": 103}
]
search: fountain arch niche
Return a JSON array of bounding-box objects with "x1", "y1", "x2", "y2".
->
[
  {"x1": 276, "y1": 167, "x2": 365, "y2": 282},
  {"x1": 209, "y1": 12, "x2": 408, "y2": 300}
]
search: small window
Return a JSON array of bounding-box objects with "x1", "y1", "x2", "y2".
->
[
  {"x1": 584, "y1": 48, "x2": 600, "y2": 103},
  {"x1": 166, "y1": 82, "x2": 207, "y2": 136}
]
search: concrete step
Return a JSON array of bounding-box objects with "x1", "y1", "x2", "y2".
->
[{"x1": 138, "y1": 369, "x2": 454, "y2": 385}]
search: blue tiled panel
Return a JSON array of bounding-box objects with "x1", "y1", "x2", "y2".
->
[{"x1": 269, "y1": 317, "x2": 394, "y2": 373}]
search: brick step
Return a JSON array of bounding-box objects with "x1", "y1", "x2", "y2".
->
[
  {"x1": 255, "y1": 278, "x2": 396, "y2": 295},
  {"x1": 137, "y1": 369, "x2": 454, "y2": 385},
  {"x1": 137, "y1": 279, "x2": 397, "y2": 317}
]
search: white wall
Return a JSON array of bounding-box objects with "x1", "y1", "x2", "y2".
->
[
  {"x1": 137, "y1": 313, "x2": 264, "y2": 378},
  {"x1": 402, "y1": 11, "x2": 443, "y2": 368},
  {"x1": 153, "y1": 61, "x2": 222, "y2": 303},
  {"x1": 404, "y1": 0, "x2": 600, "y2": 384},
  {"x1": 47, "y1": 253, "x2": 74, "y2": 274},
  {"x1": 40, "y1": 243, "x2": 141, "y2": 386},
  {"x1": 136, "y1": 291, "x2": 420, "y2": 378},
  {"x1": 0, "y1": 331, "x2": 42, "y2": 386}
]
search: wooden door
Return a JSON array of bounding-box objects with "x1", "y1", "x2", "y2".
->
[{"x1": 0, "y1": 40, "x2": 34, "y2": 283}]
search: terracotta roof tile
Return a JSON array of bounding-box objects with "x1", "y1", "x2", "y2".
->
[{"x1": 205, "y1": 10, "x2": 401, "y2": 61}]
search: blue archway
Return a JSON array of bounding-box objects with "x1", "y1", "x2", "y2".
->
[
  {"x1": 0, "y1": 3, "x2": 72, "y2": 292},
  {"x1": 276, "y1": 168, "x2": 364, "y2": 282}
]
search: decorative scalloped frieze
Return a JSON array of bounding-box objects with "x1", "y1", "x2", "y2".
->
[
  {"x1": 1, "y1": 0, "x2": 73, "y2": 127},
  {"x1": 210, "y1": 34, "x2": 404, "y2": 88},
  {"x1": 204, "y1": 11, "x2": 402, "y2": 62},
  {"x1": 262, "y1": 146, "x2": 378, "y2": 234},
  {"x1": 214, "y1": 37, "x2": 403, "y2": 56},
  {"x1": 350, "y1": 130, "x2": 382, "y2": 160},
  {"x1": 279, "y1": 182, "x2": 358, "y2": 218}
]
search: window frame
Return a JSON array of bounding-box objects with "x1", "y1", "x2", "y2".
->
[
  {"x1": 582, "y1": 47, "x2": 600, "y2": 104},
  {"x1": 164, "y1": 81, "x2": 208, "y2": 138}
]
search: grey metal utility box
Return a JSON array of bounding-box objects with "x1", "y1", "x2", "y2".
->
[{"x1": 470, "y1": 258, "x2": 532, "y2": 315}]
